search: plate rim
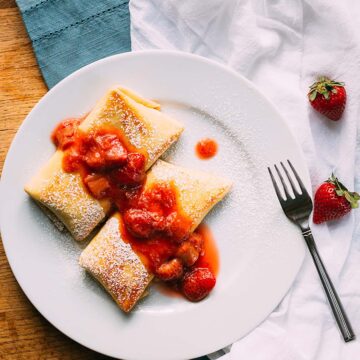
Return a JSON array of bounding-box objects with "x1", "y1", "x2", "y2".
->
[{"x1": 0, "y1": 50, "x2": 308, "y2": 359}]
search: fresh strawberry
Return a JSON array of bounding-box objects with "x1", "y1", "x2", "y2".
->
[
  {"x1": 313, "y1": 175, "x2": 359, "y2": 224},
  {"x1": 182, "y1": 268, "x2": 216, "y2": 301},
  {"x1": 308, "y1": 77, "x2": 346, "y2": 121}
]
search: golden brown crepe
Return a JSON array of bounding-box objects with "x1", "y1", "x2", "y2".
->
[
  {"x1": 147, "y1": 160, "x2": 232, "y2": 232},
  {"x1": 25, "y1": 87, "x2": 184, "y2": 241}
]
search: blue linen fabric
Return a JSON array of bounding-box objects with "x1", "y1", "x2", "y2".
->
[{"x1": 16, "y1": 0, "x2": 131, "y2": 88}]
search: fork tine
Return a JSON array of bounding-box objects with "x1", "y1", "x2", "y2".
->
[
  {"x1": 268, "y1": 167, "x2": 285, "y2": 202},
  {"x1": 287, "y1": 160, "x2": 309, "y2": 196},
  {"x1": 281, "y1": 162, "x2": 300, "y2": 195},
  {"x1": 274, "y1": 164, "x2": 290, "y2": 200}
]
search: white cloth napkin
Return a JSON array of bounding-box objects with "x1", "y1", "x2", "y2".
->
[{"x1": 129, "y1": 1, "x2": 360, "y2": 359}]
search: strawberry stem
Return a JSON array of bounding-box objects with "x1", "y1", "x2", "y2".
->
[{"x1": 327, "y1": 174, "x2": 359, "y2": 209}]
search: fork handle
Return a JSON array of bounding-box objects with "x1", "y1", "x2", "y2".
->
[{"x1": 302, "y1": 228, "x2": 355, "y2": 342}]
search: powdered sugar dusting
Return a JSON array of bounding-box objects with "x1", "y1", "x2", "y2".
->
[
  {"x1": 149, "y1": 160, "x2": 231, "y2": 230},
  {"x1": 82, "y1": 91, "x2": 150, "y2": 149},
  {"x1": 79, "y1": 216, "x2": 153, "y2": 312},
  {"x1": 39, "y1": 170, "x2": 107, "y2": 241}
]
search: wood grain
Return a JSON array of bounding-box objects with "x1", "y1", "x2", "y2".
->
[{"x1": 0, "y1": 3, "x2": 113, "y2": 359}]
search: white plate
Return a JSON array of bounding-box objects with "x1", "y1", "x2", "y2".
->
[{"x1": 0, "y1": 51, "x2": 309, "y2": 360}]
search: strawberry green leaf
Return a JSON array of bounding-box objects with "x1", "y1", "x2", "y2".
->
[
  {"x1": 332, "y1": 81, "x2": 345, "y2": 87},
  {"x1": 325, "y1": 84, "x2": 333, "y2": 91},
  {"x1": 344, "y1": 191, "x2": 360, "y2": 209},
  {"x1": 327, "y1": 174, "x2": 357, "y2": 208},
  {"x1": 309, "y1": 91, "x2": 317, "y2": 101},
  {"x1": 336, "y1": 189, "x2": 344, "y2": 196},
  {"x1": 349, "y1": 199, "x2": 359, "y2": 209},
  {"x1": 344, "y1": 192, "x2": 353, "y2": 203}
]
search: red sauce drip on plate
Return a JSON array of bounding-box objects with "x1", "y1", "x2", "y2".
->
[
  {"x1": 196, "y1": 138, "x2": 218, "y2": 159},
  {"x1": 195, "y1": 224, "x2": 219, "y2": 276},
  {"x1": 52, "y1": 117, "x2": 219, "y2": 301}
]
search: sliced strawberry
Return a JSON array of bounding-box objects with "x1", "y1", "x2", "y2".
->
[
  {"x1": 62, "y1": 147, "x2": 81, "y2": 173},
  {"x1": 156, "y1": 258, "x2": 183, "y2": 281},
  {"x1": 51, "y1": 118, "x2": 80, "y2": 150},
  {"x1": 84, "y1": 174, "x2": 111, "y2": 199},
  {"x1": 188, "y1": 232, "x2": 205, "y2": 254},
  {"x1": 176, "y1": 240, "x2": 200, "y2": 267},
  {"x1": 164, "y1": 212, "x2": 192, "y2": 242},
  {"x1": 123, "y1": 208, "x2": 166, "y2": 238},
  {"x1": 83, "y1": 149, "x2": 104, "y2": 169},
  {"x1": 79, "y1": 135, "x2": 104, "y2": 170},
  {"x1": 94, "y1": 133, "x2": 127, "y2": 165},
  {"x1": 110, "y1": 152, "x2": 146, "y2": 186},
  {"x1": 138, "y1": 182, "x2": 176, "y2": 214}
]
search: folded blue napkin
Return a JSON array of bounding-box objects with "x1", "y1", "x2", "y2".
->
[{"x1": 16, "y1": 0, "x2": 131, "y2": 88}]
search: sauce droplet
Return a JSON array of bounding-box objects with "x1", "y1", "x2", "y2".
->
[{"x1": 195, "y1": 138, "x2": 218, "y2": 159}]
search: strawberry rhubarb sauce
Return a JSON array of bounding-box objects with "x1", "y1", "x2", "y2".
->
[
  {"x1": 52, "y1": 118, "x2": 217, "y2": 301},
  {"x1": 195, "y1": 138, "x2": 218, "y2": 159}
]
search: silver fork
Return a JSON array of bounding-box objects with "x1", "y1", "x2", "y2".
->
[{"x1": 268, "y1": 160, "x2": 355, "y2": 342}]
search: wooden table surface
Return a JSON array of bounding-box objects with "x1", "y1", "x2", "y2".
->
[{"x1": 0, "y1": 1, "x2": 113, "y2": 358}]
